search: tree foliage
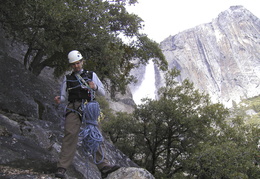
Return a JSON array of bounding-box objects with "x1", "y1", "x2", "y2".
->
[
  {"x1": 184, "y1": 114, "x2": 260, "y2": 178},
  {"x1": 0, "y1": 0, "x2": 167, "y2": 95},
  {"x1": 103, "y1": 69, "x2": 260, "y2": 178}
]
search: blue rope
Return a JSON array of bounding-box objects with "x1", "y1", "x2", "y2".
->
[
  {"x1": 75, "y1": 74, "x2": 95, "y2": 101},
  {"x1": 79, "y1": 101, "x2": 104, "y2": 165},
  {"x1": 61, "y1": 74, "x2": 105, "y2": 165}
]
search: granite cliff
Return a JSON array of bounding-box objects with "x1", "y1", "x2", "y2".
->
[{"x1": 136, "y1": 6, "x2": 260, "y2": 108}]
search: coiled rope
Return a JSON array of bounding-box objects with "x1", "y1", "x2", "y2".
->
[
  {"x1": 60, "y1": 73, "x2": 105, "y2": 165},
  {"x1": 75, "y1": 73, "x2": 104, "y2": 164},
  {"x1": 79, "y1": 101, "x2": 104, "y2": 164}
]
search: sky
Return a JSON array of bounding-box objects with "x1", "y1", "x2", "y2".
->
[{"x1": 126, "y1": 0, "x2": 260, "y2": 43}]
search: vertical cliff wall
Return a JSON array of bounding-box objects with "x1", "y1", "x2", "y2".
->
[{"x1": 158, "y1": 6, "x2": 260, "y2": 107}]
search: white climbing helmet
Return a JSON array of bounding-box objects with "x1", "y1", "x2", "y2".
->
[{"x1": 68, "y1": 50, "x2": 83, "y2": 63}]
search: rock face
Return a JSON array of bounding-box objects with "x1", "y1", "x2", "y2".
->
[
  {"x1": 157, "y1": 6, "x2": 260, "y2": 107},
  {"x1": 108, "y1": 167, "x2": 155, "y2": 179},
  {"x1": 107, "y1": 87, "x2": 136, "y2": 114}
]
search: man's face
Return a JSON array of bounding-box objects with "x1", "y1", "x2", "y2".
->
[{"x1": 71, "y1": 60, "x2": 83, "y2": 72}]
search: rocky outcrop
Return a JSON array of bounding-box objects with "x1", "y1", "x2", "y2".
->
[
  {"x1": 108, "y1": 167, "x2": 155, "y2": 179},
  {"x1": 107, "y1": 87, "x2": 136, "y2": 114},
  {"x1": 158, "y1": 6, "x2": 260, "y2": 107}
]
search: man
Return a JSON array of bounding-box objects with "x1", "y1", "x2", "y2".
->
[{"x1": 54, "y1": 50, "x2": 120, "y2": 178}]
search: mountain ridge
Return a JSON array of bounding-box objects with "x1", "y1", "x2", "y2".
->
[{"x1": 151, "y1": 5, "x2": 260, "y2": 107}]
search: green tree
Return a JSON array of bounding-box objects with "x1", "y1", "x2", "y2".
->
[
  {"x1": 186, "y1": 116, "x2": 260, "y2": 178},
  {"x1": 0, "y1": 0, "x2": 167, "y2": 95},
  {"x1": 130, "y1": 69, "x2": 230, "y2": 178},
  {"x1": 104, "y1": 69, "x2": 260, "y2": 178},
  {"x1": 101, "y1": 111, "x2": 138, "y2": 159}
]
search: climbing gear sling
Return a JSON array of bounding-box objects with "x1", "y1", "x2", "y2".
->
[
  {"x1": 75, "y1": 73, "x2": 104, "y2": 164},
  {"x1": 60, "y1": 72, "x2": 105, "y2": 165}
]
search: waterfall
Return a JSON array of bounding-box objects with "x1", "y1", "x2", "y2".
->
[{"x1": 133, "y1": 60, "x2": 156, "y2": 105}]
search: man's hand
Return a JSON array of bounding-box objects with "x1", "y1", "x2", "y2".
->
[
  {"x1": 88, "y1": 81, "x2": 97, "y2": 90},
  {"x1": 54, "y1": 96, "x2": 61, "y2": 104}
]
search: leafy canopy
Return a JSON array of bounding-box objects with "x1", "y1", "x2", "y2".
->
[
  {"x1": 102, "y1": 69, "x2": 260, "y2": 178},
  {"x1": 0, "y1": 0, "x2": 167, "y2": 95}
]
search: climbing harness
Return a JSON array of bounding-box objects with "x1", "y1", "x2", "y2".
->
[
  {"x1": 75, "y1": 73, "x2": 104, "y2": 164},
  {"x1": 61, "y1": 72, "x2": 105, "y2": 165}
]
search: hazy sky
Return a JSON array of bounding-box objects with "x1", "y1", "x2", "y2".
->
[{"x1": 126, "y1": 0, "x2": 260, "y2": 43}]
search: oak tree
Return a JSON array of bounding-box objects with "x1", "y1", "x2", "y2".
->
[{"x1": 0, "y1": 0, "x2": 167, "y2": 95}]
